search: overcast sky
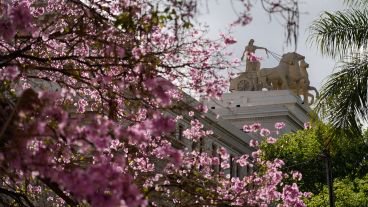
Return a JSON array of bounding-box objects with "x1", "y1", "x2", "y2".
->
[{"x1": 197, "y1": 0, "x2": 346, "y2": 91}]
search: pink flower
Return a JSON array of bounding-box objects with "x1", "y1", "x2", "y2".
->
[
  {"x1": 249, "y1": 139, "x2": 259, "y2": 147},
  {"x1": 292, "y1": 171, "x2": 302, "y2": 181},
  {"x1": 153, "y1": 143, "x2": 182, "y2": 166},
  {"x1": 195, "y1": 103, "x2": 208, "y2": 113},
  {"x1": 183, "y1": 119, "x2": 206, "y2": 141},
  {"x1": 199, "y1": 155, "x2": 212, "y2": 166},
  {"x1": 236, "y1": 154, "x2": 250, "y2": 167},
  {"x1": 175, "y1": 115, "x2": 183, "y2": 122},
  {"x1": 170, "y1": 150, "x2": 183, "y2": 166},
  {"x1": 28, "y1": 185, "x2": 42, "y2": 194},
  {"x1": 132, "y1": 47, "x2": 142, "y2": 59},
  {"x1": 250, "y1": 123, "x2": 261, "y2": 132},
  {"x1": 251, "y1": 150, "x2": 261, "y2": 159},
  {"x1": 144, "y1": 113, "x2": 175, "y2": 136},
  {"x1": 275, "y1": 122, "x2": 286, "y2": 130},
  {"x1": 220, "y1": 33, "x2": 237, "y2": 45},
  {"x1": 117, "y1": 47, "x2": 125, "y2": 58},
  {"x1": 10, "y1": 2, "x2": 33, "y2": 32},
  {"x1": 221, "y1": 161, "x2": 230, "y2": 169},
  {"x1": 0, "y1": 17, "x2": 16, "y2": 42},
  {"x1": 77, "y1": 99, "x2": 88, "y2": 113},
  {"x1": 144, "y1": 77, "x2": 174, "y2": 107},
  {"x1": 212, "y1": 157, "x2": 220, "y2": 165},
  {"x1": 110, "y1": 139, "x2": 121, "y2": 150},
  {"x1": 243, "y1": 124, "x2": 251, "y2": 132},
  {"x1": 218, "y1": 147, "x2": 229, "y2": 159},
  {"x1": 274, "y1": 158, "x2": 285, "y2": 168},
  {"x1": 224, "y1": 37, "x2": 237, "y2": 45},
  {"x1": 304, "y1": 122, "x2": 311, "y2": 129},
  {"x1": 1, "y1": 66, "x2": 19, "y2": 80},
  {"x1": 37, "y1": 121, "x2": 46, "y2": 134},
  {"x1": 260, "y1": 128, "x2": 270, "y2": 137},
  {"x1": 281, "y1": 183, "x2": 305, "y2": 207},
  {"x1": 0, "y1": 3, "x2": 34, "y2": 41},
  {"x1": 105, "y1": 45, "x2": 114, "y2": 55},
  {"x1": 266, "y1": 137, "x2": 277, "y2": 144},
  {"x1": 303, "y1": 192, "x2": 312, "y2": 198}
]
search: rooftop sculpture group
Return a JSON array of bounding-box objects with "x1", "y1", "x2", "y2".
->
[{"x1": 230, "y1": 39, "x2": 319, "y2": 105}]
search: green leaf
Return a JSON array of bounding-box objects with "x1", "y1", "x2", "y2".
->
[
  {"x1": 316, "y1": 55, "x2": 368, "y2": 134},
  {"x1": 309, "y1": 9, "x2": 368, "y2": 58},
  {"x1": 115, "y1": 12, "x2": 135, "y2": 31}
]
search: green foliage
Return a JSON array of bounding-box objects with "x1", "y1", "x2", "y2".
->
[
  {"x1": 260, "y1": 123, "x2": 368, "y2": 193},
  {"x1": 306, "y1": 174, "x2": 368, "y2": 207},
  {"x1": 316, "y1": 55, "x2": 368, "y2": 135},
  {"x1": 310, "y1": 1, "x2": 368, "y2": 134},
  {"x1": 261, "y1": 127, "x2": 324, "y2": 193},
  {"x1": 310, "y1": 9, "x2": 368, "y2": 58},
  {"x1": 344, "y1": 0, "x2": 368, "y2": 7}
]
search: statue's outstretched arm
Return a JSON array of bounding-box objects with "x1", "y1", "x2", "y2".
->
[{"x1": 255, "y1": 46, "x2": 267, "y2": 51}]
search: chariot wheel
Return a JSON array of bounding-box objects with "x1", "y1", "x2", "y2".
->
[{"x1": 237, "y1": 78, "x2": 252, "y2": 91}]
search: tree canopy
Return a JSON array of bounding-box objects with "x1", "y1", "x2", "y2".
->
[
  {"x1": 261, "y1": 123, "x2": 368, "y2": 203},
  {"x1": 0, "y1": 1, "x2": 308, "y2": 207},
  {"x1": 311, "y1": 0, "x2": 368, "y2": 134}
]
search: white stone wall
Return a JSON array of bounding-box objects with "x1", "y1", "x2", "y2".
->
[{"x1": 202, "y1": 90, "x2": 310, "y2": 135}]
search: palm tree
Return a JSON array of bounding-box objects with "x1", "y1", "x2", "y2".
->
[{"x1": 310, "y1": 0, "x2": 368, "y2": 134}]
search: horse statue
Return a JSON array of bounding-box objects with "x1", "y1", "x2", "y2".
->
[
  {"x1": 294, "y1": 59, "x2": 319, "y2": 104},
  {"x1": 258, "y1": 52, "x2": 305, "y2": 95}
]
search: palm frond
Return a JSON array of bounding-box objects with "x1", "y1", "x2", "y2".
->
[
  {"x1": 344, "y1": 0, "x2": 368, "y2": 6},
  {"x1": 316, "y1": 54, "x2": 368, "y2": 134},
  {"x1": 309, "y1": 9, "x2": 368, "y2": 58}
]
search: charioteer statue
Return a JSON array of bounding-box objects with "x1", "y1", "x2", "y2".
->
[
  {"x1": 230, "y1": 39, "x2": 268, "y2": 91},
  {"x1": 230, "y1": 39, "x2": 319, "y2": 105},
  {"x1": 241, "y1": 39, "x2": 268, "y2": 73}
]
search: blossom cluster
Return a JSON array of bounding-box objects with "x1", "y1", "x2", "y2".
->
[{"x1": 0, "y1": 1, "x2": 33, "y2": 41}]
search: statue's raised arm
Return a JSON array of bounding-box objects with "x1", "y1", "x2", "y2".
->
[
  {"x1": 241, "y1": 39, "x2": 267, "y2": 73},
  {"x1": 241, "y1": 39, "x2": 267, "y2": 60},
  {"x1": 253, "y1": 45, "x2": 267, "y2": 51}
]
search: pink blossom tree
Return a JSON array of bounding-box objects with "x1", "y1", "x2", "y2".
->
[{"x1": 0, "y1": 1, "x2": 307, "y2": 206}]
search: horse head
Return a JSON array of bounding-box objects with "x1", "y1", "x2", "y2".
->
[
  {"x1": 300, "y1": 59, "x2": 309, "y2": 69},
  {"x1": 281, "y1": 52, "x2": 305, "y2": 65},
  {"x1": 282, "y1": 52, "x2": 305, "y2": 87}
]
